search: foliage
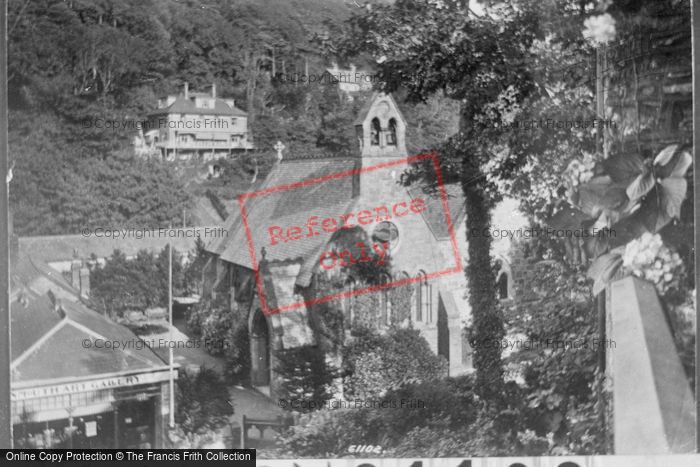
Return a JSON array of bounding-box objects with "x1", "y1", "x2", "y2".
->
[
  {"x1": 90, "y1": 245, "x2": 204, "y2": 317},
  {"x1": 665, "y1": 289, "x2": 696, "y2": 390},
  {"x1": 186, "y1": 294, "x2": 251, "y2": 384},
  {"x1": 621, "y1": 232, "x2": 685, "y2": 295},
  {"x1": 90, "y1": 248, "x2": 181, "y2": 317},
  {"x1": 272, "y1": 375, "x2": 477, "y2": 458},
  {"x1": 504, "y1": 259, "x2": 605, "y2": 454},
  {"x1": 175, "y1": 367, "x2": 233, "y2": 434},
  {"x1": 342, "y1": 326, "x2": 447, "y2": 399},
  {"x1": 545, "y1": 144, "x2": 693, "y2": 294},
  {"x1": 271, "y1": 408, "x2": 365, "y2": 457},
  {"x1": 224, "y1": 313, "x2": 252, "y2": 385},
  {"x1": 275, "y1": 345, "x2": 338, "y2": 413}
]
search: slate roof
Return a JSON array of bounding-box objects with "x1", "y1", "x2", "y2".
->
[
  {"x1": 19, "y1": 228, "x2": 211, "y2": 265},
  {"x1": 408, "y1": 183, "x2": 466, "y2": 241},
  {"x1": 207, "y1": 156, "x2": 360, "y2": 286},
  {"x1": 10, "y1": 253, "x2": 169, "y2": 385},
  {"x1": 149, "y1": 94, "x2": 248, "y2": 117}
]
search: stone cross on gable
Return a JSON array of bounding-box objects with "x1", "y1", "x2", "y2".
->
[{"x1": 274, "y1": 141, "x2": 285, "y2": 161}]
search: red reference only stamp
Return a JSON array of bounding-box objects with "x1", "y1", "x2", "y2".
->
[{"x1": 237, "y1": 152, "x2": 462, "y2": 316}]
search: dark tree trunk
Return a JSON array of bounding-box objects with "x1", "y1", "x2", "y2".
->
[{"x1": 461, "y1": 147, "x2": 505, "y2": 402}]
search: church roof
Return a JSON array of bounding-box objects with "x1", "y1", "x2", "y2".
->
[
  {"x1": 206, "y1": 154, "x2": 466, "y2": 285},
  {"x1": 206, "y1": 156, "x2": 360, "y2": 286},
  {"x1": 408, "y1": 184, "x2": 466, "y2": 241}
]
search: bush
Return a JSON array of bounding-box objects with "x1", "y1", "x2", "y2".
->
[
  {"x1": 175, "y1": 367, "x2": 233, "y2": 434},
  {"x1": 275, "y1": 345, "x2": 337, "y2": 413},
  {"x1": 186, "y1": 297, "x2": 251, "y2": 385},
  {"x1": 224, "y1": 318, "x2": 251, "y2": 385},
  {"x1": 270, "y1": 375, "x2": 478, "y2": 457},
  {"x1": 271, "y1": 409, "x2": 367, "y2": 457},
  {"x1": 342, "y1": 326, "x2": 447, "y2": 398}
]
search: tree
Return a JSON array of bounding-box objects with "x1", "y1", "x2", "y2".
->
[{"x1": 333, "y1": 0, "x2": 540, "y2": 402}]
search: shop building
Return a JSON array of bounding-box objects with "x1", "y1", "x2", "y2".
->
[{"x1": 10, "y1": 252, "x2": 177, "y2": 448}]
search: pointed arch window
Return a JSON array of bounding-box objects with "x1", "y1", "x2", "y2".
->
[
  {"x1": 386, "y1": 118, "x2": 397, "y2": 146},
  {"x1": 370, "y1": 118, "x2": 381, "y2": 146},
  {"x1": 415, "y1": 271, "x2": 431, "y2": 323},
  {"x1": 379, "y1": 273, "x2": 392, "y2": 326},
  {"x1": 343, "y1": 277, "x2": 357, "y2": 325}
]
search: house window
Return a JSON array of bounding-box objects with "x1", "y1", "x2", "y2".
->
[
  {"x1": 415, "y1": 271, "x2": 431, "y2": 322},
  {"x1": 387, "y1": 118, "x2": 397, "y2": 145},
  {"x1": 370, "y1": 118, "x2": 381, "y2": 146}
]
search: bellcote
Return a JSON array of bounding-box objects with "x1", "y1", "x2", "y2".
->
[{"x1": 355, "y1": 93, "x2": 407, "y2": 158}]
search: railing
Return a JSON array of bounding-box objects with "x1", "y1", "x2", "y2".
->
[
  {"x1": 157, "y1": 140, "x2": 251, "y2": 150},
  {"x1": 240, "y1": 414, "x2": 292, "y2": 449}
]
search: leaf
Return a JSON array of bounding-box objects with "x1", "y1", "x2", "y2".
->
[
  {"x1": 607, "y1": 216, "x2": 647, "y2": 248},
  {"x1": 652, "y1": 144, "x2": 679, "y2": 166},
  {"x1": 602, "y1": 152, "x2": 645, "y2": 183},
  {"x1": 582, "y1": 234, "x2": 609, "y2": 259},
  {"x1": 656, "y1": 149, "x2": 692, "y2": 179},
  {"x1": 577, "y1": 175, "x2": 628, "y2": 218},
  {"x1": 625, "y1": 171, "x2": 655, "y2": 201},
  {"x1": 637, "y1": 191, "x2": 673, "y2": 233},
  {"x1": 546, "y1": 204, "x2": 593, "y2": 230},
  {"x1": 587, "y1": 253, "x2": 623, "y2": 296},
  {"x1": 659, "y1": 177, "x2": 687, "y2": 220}
]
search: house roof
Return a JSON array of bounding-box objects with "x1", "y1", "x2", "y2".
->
[
  {"x1": 10, "y1": 253, "x2": 168, "y2": 385},
  {"x1": 18, "y1": 228, "x2": 211, "y2": 265},
  {"x1": 149, "y1": 94, "x2": 248, "y2": 117}
]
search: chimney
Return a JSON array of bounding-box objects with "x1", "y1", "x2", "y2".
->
[
  {"x1": 47, "y1": 290, "x2": 65, "y2": 319},
  {"x1": 184, "y1": 82, "x2": 189, "y2": 99},
  {"x1": 211, "y1": 82, "x2": 216, "y2": 98},
  {"x1": 71, "y1": 261, "x2": 80, "y2": 290},
  {"x1": 80, "y1": 264, "x2": 90, "y2": 298}
]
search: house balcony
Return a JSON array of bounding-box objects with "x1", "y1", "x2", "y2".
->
[{"x1": 156, "y1": 138, "x2": 253, "y2": 151}]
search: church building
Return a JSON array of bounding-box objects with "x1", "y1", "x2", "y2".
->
[{"x1": 203, "y1": 93, "x2": 473, "y2": 395}]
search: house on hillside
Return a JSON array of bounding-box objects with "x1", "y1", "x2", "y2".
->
[
  {"x1": 324, "y1": 62, "x2": 374, "y2": 99},
  {"x1": 135, "y1": 83, "x2": 253, "y2": 162},
  {"x1": 202, "y1": 93, "x2": 477, "y2": 396}
]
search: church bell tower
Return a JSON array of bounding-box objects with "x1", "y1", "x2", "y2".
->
[{"x1": 355, "y1": 93, "x2": 408, "y2": 160}]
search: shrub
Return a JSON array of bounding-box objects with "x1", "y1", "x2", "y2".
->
[
  {"x1": 272, "y1": 409, "x2": 368, "y2": 457},
  {"x1": 275, "y1": 345, "x2": 337, "y2": 413},
  {"x1": 224, "y1": 318, "x2": 251, "y2": 385},
  {"x1": 342, "y1": 326, "x2": 447, "y2": 398},
  {"x1": 175, "y1": 367, "x2": 233, "y2": 434}
]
